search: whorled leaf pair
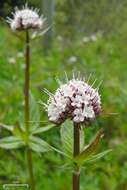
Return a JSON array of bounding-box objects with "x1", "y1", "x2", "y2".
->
[
  {"x1": 0, "y1": 93, "x2": 54, "y2": 153},
  {"x1": 58, "y1": 120, "x2": 112, "y2": 169}
]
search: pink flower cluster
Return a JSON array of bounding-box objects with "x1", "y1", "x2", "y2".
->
[
  {"x1": 7, "y1": 4, "x2": 45, "y2": 31},
  {"x1": 45, "y1": 78, "x2": 101, "y2": 125}
]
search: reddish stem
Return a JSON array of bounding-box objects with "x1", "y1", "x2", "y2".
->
[
  {"x1": 25, "y1": 30, "x2": 35, "y2": 190},
  {"x1": 73, "y1": 122, "x2": 80, "y2": 190}
]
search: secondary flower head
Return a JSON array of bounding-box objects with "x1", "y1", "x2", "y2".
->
[
  {"x1": 44, "y1": 75, "x2": 101, "y2": 125},
  {"x1": 7, "y1": 4, "x2": 45, "y2": 31}
]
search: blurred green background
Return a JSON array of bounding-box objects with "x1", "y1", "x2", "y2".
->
[{"x1": 0, "y1": 0, "x2": 127, "y2": 189}]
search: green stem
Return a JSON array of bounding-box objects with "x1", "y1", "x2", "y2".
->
[
  {"x1": 25, "y1": 30, "x2": 35, "y2": 190},
  {"x1": 73, "y1": 122, "x2": 80, "y2": 190},
  {"x1": 25, "y1": 30, "x2": 30, "y2": 135},
  {"x1": 26, "y1": 149, "x2": 35, "y2": 190}
]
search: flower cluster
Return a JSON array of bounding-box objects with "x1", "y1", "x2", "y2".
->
[
  {"x1": 7, "y1": 4, "x2": 45, "y2": 31},
  {"x1": 44, "y1": 78, "x2": 101, "y2": 125}
]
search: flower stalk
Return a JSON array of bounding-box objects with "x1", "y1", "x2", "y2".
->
[
  {"x1": 73, "y1": 122, "x2": 80, "y2": 190},
  {"x1": 25, "y1": 30, "x2": 35, "y2": 190},
  {"x1": 25, "y1": 30, "x2": 30, "y2": 135},
  {"x1": 7, "y1": 4, "x2": 47, "y2": 190}
]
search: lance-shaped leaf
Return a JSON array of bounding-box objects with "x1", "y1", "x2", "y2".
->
[
  {"x1": 0, "y1": 136, "x2": 24, "y2": 149},
  {"x1": 29, "y1": 93, "x2": 40, "y2": 131},
  {"x1": 31, "y1": 124, "x2": 54, "y2": 135},
  {"x1": 31, "y1": 25, "x2": 51, "y2": 40},
  {"x1": 52, "y1": 147, "x2": 70, "y2": 158},
  {"x1": 85, "y1": 149, "x2": 112, "y2": 164},
  {"x1": 74, "y1": 128, "x2": 104, "y2": 165},
  {"x1": 60, "y1": 120, "x2": 84, "y2": 157},
  {"x1": 12, "y1": 123, "x2": 27, "y2": 143},
  {"x1": 0, "y1": 123, "x2": 14, "y2": 132},
  {"x1": 29, "y1": 136, "x2": 53, "y2": 153},
  {"x1": 19, "y1": 92, "x2": 41, "y2": 132}
]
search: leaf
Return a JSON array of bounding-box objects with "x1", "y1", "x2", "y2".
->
[
  {"x1": 29, "y1": 93, "x2": 40, "y2": 131},
  {"x1": 60, "y1": 120, "x2": 73, "y2": 156},
  {"x1": 85, "y1": 149, "x2": 112, "y2": 164},
  {"x1": 18, "y1": 93, "x2": 40, "y2": 132},
  {"x1": 57, "y1": 163, "x2": 73, "y2": 171},
  {"x1": 0, "y1": 136, "x2": 24, "y2": 149},
  {"x1": 52, "y1": 147, "x2": 70, "y2": 158},
  {"x1": 0, "y1": 123, "x2": 14, "y2": 132},
  {"x1": 31, "y1": 25, "x2": 51, "y2": 40},
  {"x1": 31, "y1": 124, "x2": 54, "y2": 135},
  {"x1": 12, "y1": 123, "x2": 27, "y2": 143},
  {"x1": 18, "y1": 112, "x2": 25, "y2": 131},
  {"x1": 74, "y1": 128, "x2": 104, "y2": 165},
  {"x1": 60, "y1": 120, "x2": 84, "y2": 157},
  {"x1": 29, "y1": 136, "x2": 53, "y2": 153},
  {"x1": 80, "y1": 127, "x2": 85, "y2": 152}
]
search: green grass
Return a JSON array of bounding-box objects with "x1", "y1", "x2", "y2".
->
[{"x1": 0, "y1": 24, "x2": 127, "y2": 190}]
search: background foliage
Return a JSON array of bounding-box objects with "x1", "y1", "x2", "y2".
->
[{"x1": 0, "y1": 0, "x2": 127, "y2": 189}]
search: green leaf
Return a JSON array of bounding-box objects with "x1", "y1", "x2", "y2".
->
[
  {"x1": 29, "y1": 93, "x2": 40, "y2": 131},
  {"x1": 0, "y1": 123, "x2": 14, "y2": 132},
  {"x1": 74, "y1": 128, "x2": 104, "y2": 165},
  {"x1": 18, "y1": 112, "x2": 25, "y2": 131},
  {"x1": 29, "y1": 136, "x2": 53, "y2": 153},
  {"x1": 31, "y1": 26, "x2": 51, "y2": 40},
  {"x1": 0, "y1": 136, "x2": 24, "y2": 149},
  {"x1": 52, "y1": 147, "x2": 70, "y2": 158},
  {"x1": 12, "y1": 123, "x2": 27, "y2": 143},
  {"x1": 18, "y1": 93, "x2": 40, "y2": 132},
  {"x1": 60, "y1": 120, "x2": 73, "y2": 156},
  {"x1": 85, "y1": 149, "x2": 112, "y2": 163},
  {"x1": 60, "y1": 120, "x2": 84, "y2": 157},
  {"x1": 31, "y1": 124, "x2": 54, "y2": 135},
  {"x1": 80, "y1": 127, "x2": 85, "y2": 152}
]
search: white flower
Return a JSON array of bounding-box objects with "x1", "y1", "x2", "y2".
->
[
  {"x1": 7, "y1": 4, "x2": 45, "y2": 31},
  {"x1": 68, "y1": 56, "x2": 77, "y2": 63},
  {"x1": 43, "y1": 76, "x2": 101, "y2": 125},
  {"x1": 82, "y1": 34, "x2": 98, "y2": 44},
  {"x1": 17, "y1": 52, "x2": 24, "y2": 58},
  {"x1": 91, "y1": 35, "x2": 97, "y2": 42},
  {"x1": 8, "y1": 57, "x2": 16, "y2": 64},
  {"x1": 82, "y1": 37, "x2": 90, "y2": 43}
]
